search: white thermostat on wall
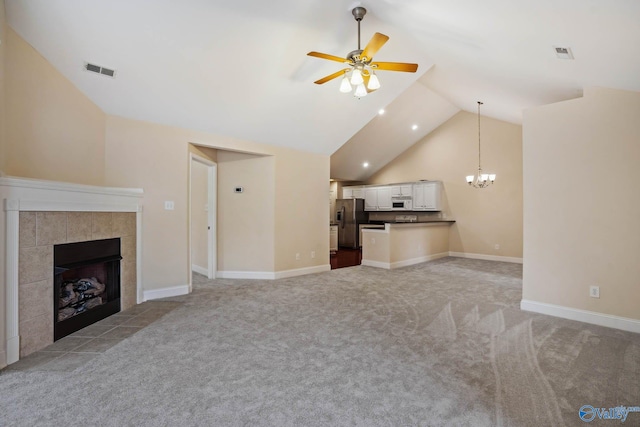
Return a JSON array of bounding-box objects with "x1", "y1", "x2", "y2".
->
[{"x1": 234, "y1": 187, "x2": 244, "y2": 193}]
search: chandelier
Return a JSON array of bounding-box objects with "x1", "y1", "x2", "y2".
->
[{"x1": 466, "y1": 101, "x2": 496, "y2": 188}]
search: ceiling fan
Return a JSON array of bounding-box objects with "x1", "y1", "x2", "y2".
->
[{"x1": 307, "y1": 6, "x2": 418, "y2": 97}]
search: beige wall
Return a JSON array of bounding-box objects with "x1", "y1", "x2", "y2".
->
[
  {"x1": 218, "y1": 151, "x2": 275, "y2": 272},
  {"x1": 0, "y1": 0, "x2": 6, "y2": 367},
  {"x1": 4, "y1": 28, "x2": 106, "y2": 185},
  {"x1": 523, "y1": 87, "x2": 640, "y2": 320},
  {"x1": 274, "y1": 149, "x2": 330, "y2": 271},
  {"x1": 367, "y1": 111, "x2": 523, "y2": 259},
  {"x1": 190, "y1": 159, "x2": 209, "y2": 271},
  {"x1": 0, "y1": 0, "x2": 6, "y2": 175}
]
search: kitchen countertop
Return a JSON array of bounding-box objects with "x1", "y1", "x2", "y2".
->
[{"x1": 367, "y1": 219, "x2": 455, "y2": 224}]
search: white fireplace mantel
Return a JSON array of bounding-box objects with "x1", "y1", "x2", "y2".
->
[{"x1": 1, "y1": 176, "x2": 144, "y2": 366}]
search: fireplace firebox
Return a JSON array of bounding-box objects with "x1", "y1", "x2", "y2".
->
[{"x1": 54, "y1": 238, "x2": 122, "y2": 340}]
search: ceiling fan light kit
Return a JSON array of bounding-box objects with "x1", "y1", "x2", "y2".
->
[
  {"x1": 307, "y1": 7, "x2": 418, "y2": 98},
  {"x1": 466, "y1": 101, "x2": 496, "y2": 188}
]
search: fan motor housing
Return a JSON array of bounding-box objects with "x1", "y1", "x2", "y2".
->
[{"x1": 352, "y1": 7, "x2": 367, "y2": 21}]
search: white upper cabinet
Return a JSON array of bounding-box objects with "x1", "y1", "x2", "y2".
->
[
  {"x1": 391, "y1": 185, "x2": 412, "y2": 197},
  {"x1": 342, "y1": 186, "x2": 364, "y2": 199},
  {"x1": 365, "y1": 186, "x2": 392, "y2": 211},
  {"x1": 412, "y1": 181, "x2": 442, "y2": 211}
]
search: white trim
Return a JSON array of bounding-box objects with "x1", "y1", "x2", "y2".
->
[
  {"x1": 217, "y1": 271, "x2": 276, "y2": 280},
  {"x1": 16, "y1": 200, "x2": 140, "y2": 212},
  {"x1": 143, "y1": 285, "x2": 190, "y2": 301},
  {"x1": 0, "y1": 176, "x2": 143, "y2": 198},
  {"x1": 362, "y1": 252, "x2": 449, "y2": 270},
  {"x1": 448, "y1": 251, "x2": 523, "y2": 264},
  {"x1": 273, "y1": 264, "x2": 331, "y2": 279},
  {"x1": 390, "y1": 252, "x2": 449, "y2": 269},
  {"x1": 361, "y1": 259, "x2": 391, "y2": 269},
  {"x1": 191, "y1": 264, "x2": 208, "y2": 276},
  {"x1": 520, "y1": 299, "x2": 640, "y2": 334},
  {"x1": 5, "y1": 208, "x2": 20, "y2": 365},
  {"x1": 217, "y1": 265, "x2": 331, "y2": 280}
]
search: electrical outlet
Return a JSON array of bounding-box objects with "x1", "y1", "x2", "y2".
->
[
  {"x1": 590, "y1": 286, "x2": 600, "y2": 298},
  {"x1": 164, "y1": 201, "x2": 175, "y2": 210},
  {"x1": 311, "y1": 251, "x2": 315, "y2": 259},
  {"x1": 371, "y1": 238, "x2": 376, "y2": 245},
  {"x1": 295, "y1": 253, "x2": 300, "y2": 261},
  {"x1": 494, "y1": 244, "x2": 500, "y2": 250}
]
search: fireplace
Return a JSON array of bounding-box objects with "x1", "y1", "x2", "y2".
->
[{"x1": 54, "y1": 238, "x2": 122, "y2": 340}]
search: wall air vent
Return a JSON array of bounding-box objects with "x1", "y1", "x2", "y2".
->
[
  {"x1": 83, "y1": 62, "x2": 117, "y2": 78},
  {"x1": 554, "y1": 47, "x2": 574, "y2": 60}
]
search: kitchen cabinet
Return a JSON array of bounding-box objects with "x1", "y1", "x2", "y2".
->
[
  {"x1": 364, "y1": 186, "x2": 392, "y2": 211},
  {"x1": 329, "y1": 225, "x2": 338, "y2": 252},
  {"x1": 391, "y1": 184, "x2": 412, "y2": 197},
  {"x1": 412, "y1": 181, "x2": 442, "y2": 211},
  {"x1": 342, "y1": 186, "x2": 364, "y2": 199}
]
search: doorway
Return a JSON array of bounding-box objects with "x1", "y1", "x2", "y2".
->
[{"x1": 189, "y1": 154, "x2": 217, "y2": 288}]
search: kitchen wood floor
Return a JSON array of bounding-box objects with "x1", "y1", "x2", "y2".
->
[{"x1": 330, "y1": 248, "x2": 362, "y2": 269}]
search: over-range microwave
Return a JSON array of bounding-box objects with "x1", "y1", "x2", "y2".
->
[{"x1": 391, "y1": 196, "x2": 412, "y2": 211}]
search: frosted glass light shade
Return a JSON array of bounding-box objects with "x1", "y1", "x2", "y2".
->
[
  {"x1": 466, "y1": 175, "x2": 474, "y2": 183},
  {"x1": 480, "y1": 174, "x2": 489, "y2": 182},
  {"x1": 339, "y1": 75, "x2": 352, "y2": 93},
  {"x1": 351, "y1": 68, "x2": 364, "y2": 85},
  {"x1": 488, "y1": 174, "x2": 496, "y2": 181},
  {"x1": 354, "y1": 83, "x2": 367, "y2": 97},
  {"x1": 367, "y1": 72, "x2": 380, "y2": 90}
]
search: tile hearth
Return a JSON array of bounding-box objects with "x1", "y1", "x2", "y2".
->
[{"x1": 3, "y1": 301, "x2": 181, "y2": 373}]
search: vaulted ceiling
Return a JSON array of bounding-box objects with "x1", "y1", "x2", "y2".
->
[{"x1": 6, "y1": 1, "x2": 640, "y2": 181}]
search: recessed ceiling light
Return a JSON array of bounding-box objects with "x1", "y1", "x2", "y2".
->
[
  {"x1": 378, "y1": 109, "x2": 385, "y2": 115},
  {"x1": 554, "y1": 46, "x2": 574, "y2": 60},
  {"x1": 363, "y1": 162, "x2": 369, "y2": 168},
  {"x1": 412, "y1": 124, "x2": 418, "y2": 130}
]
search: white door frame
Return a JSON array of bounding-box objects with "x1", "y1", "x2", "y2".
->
[{"x1": 189, "y1": 154, "x2": 217, "y2": 288}]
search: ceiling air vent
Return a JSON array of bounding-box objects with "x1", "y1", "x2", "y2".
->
[
  {"x1": 84, "y1": 62, "x2": 116, "y2": 78},
  {"x1": 554, "y1": 47, "x2": 574, "y2": 60}
]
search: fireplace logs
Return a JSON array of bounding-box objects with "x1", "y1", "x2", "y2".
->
[{"x1": 58, "y1": 277, "x2": 107, "y2": 321}]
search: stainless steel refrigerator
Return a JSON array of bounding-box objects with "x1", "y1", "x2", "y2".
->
[{"x1": 335, "y1": 198, "x2": 368, "y2": 249}]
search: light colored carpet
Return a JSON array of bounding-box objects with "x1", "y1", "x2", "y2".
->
[{"x1": 1, "y1": 257, "x2": 639, "y2": 426}]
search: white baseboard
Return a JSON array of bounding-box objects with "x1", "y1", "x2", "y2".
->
[
  {"x1": 391, "y1": 252, "x2": 449, "y2": 269},
  {"x1": 191, "y1": 264, "x2": 208, "y2": 276},
  {"x1": 217, "y1": 271, "x2": 276, "y2": 280},
  {"x1": 449, "y1": 251, "x2": 523, "y2": 264},
  {"x1": 273, "y1": 264, "x2": 331, "y2": 279},
  {"x1": 217, "y1": 265, "x2": 331, "y2": 280},
  {"x1": 361, "y1": 259, "x2": 391, "y2": 269},
  {"x1": 143, "y1": 284, "x2": 189, "y2": 301},
  {"x1": 0, "y1": 350, "x2": 6, "y2": 369},
  {"x1": 521, "y1": 299, "x2": 640, "y2": 334},
  {"x1": 362, "y1": 252, "x2": 449, "y2": 270}
]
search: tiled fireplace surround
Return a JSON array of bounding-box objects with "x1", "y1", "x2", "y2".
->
[{"x1": 1, "y1": 177, "x2": 143, "y2": 366}]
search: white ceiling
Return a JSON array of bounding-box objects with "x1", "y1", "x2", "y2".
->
[{"x1": 6, "y1": 1, "x2": 640, "y2": 179}]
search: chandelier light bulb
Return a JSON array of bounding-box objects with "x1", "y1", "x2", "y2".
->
[
  {"x1": 354, "y1": 83, "x2": 368, "y2": 97},
  {"x1": 339, "y1": 74, "x2": 352, "y2": 93},
  {"x1": 351, "y1": 68, "x2": 364, "y2": 86},
  {"x1": 367, "y1": 71, "x2": 381, "y2": 90}
]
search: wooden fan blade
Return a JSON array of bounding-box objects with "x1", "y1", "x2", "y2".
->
[
  {"x1": 314, "y1": 68, "x2": 350, "y2": 85},
  {"x1": 307, "y1": 51, "x2": 350, "y2": 64},
  {"x1": 361, "y1": 32, "x2": 389, "y2": 61},
  {"x1": 371, "y1": 61, "x2": 419, "y2": 72}
]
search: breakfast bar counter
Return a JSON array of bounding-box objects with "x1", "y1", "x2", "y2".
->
[{"x1": 361, "y1": 221, "x2": 455, "y2": 269}]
